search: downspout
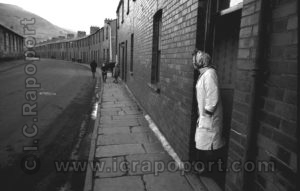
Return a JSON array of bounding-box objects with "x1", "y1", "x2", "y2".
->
[
  {"x1": 242, "y1": 0, "x2": 270, "y2": 190},
  {"x1": 109, "y1": 23, "x2": 113, "y2": 63}
]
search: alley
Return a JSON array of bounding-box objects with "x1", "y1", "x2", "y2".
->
[{"x1": 90, "y1": 76, "x2": 205, "y2": 191}]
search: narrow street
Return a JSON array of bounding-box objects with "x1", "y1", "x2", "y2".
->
[{"x1": 0, "y1": 59, "x2": 97, "y2": 191}]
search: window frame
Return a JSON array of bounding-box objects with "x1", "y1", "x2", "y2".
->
[
  {"x1": 122, "y1": 0, "x2": 124, "y2": 23},
  {"x1": 127, "y1": 0, "x2": 130, "y2": 15},
  {"x1": 130, "y1": 33, "x2": 134, "y2": 74},
  {"x1": 150, "y1": 9, "x2": 163, "y2": 91}
]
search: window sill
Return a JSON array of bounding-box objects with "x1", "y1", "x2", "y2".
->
[{"x1": 147, "y1": 83, "x2": 160, "y2": 94}]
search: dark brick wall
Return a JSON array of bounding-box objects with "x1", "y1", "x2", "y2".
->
[
  {"x1": 254, "y1": 0, "x2": 297, "y2": 190},
  {"x1": 117, "y1": 0, "x2": 199, "y2": 160},
  {"x1": 225, "y1": 0, "x2": 297, "y2": 191}
]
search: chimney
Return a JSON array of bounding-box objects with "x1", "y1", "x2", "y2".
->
[
  {"x1": 90, "y1": 26, "x2": 100, "y2": 35},
  {"x1": 77, "y1": 31, "x2": 86, "y2": 38}
]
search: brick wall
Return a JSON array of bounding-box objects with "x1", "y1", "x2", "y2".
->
[
  {"x1": 117, "y1": 0, "x2": 199, "y2": 160},
  {"x1": 225, "y1": 0, "x2": 297, "y2": 191},
  {"x1": 255, "y1": 0, "x2": 297, "y2": 190}
]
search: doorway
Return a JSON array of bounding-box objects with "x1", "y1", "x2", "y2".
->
[
  {"x1": 120, "y1": 41, "x2": 128, "y2": 82},
  {"x1": 213, "y1": 9, "x2": 241, "y2": 143},
  {"x1": 190, "y1": 4, "x2": 242, "y2": 189}
]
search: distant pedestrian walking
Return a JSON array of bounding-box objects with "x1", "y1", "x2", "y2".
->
[
  {"x1": 192, "y1": 50, "x2": 226, "y2": 180},
  {"x1": 113, "y1": 62, "x2": 120, "y2": 83},
  {"x1": 90, "y1": 60, "x2": 97, "y2": 79},
  {"x1": 101, "y1": 63, "x2": 107, "y2": 82}
]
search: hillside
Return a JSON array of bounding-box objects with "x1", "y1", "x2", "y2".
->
[{"x1": 0, "y1": 3, "x2": 75, "y2": 42}]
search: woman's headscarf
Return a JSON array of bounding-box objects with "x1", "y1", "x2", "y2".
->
[{"x1": 193, "y1": 50, "x2": 215, "y2": 69}]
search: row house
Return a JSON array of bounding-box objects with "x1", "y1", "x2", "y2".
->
[
  {"x1": 0, "y1": 24, "x2": 24, "y2": 60},
  {"x1": 116, "y1": 0, "x2": 298, "y2": 190}
]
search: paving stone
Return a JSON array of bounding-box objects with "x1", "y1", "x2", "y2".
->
[
  {"x1": 138, "y1": 117, "x2": 149, "y2": 127},
  {"x1": 100, "y1": 120, "x2": 140, "y2": 127},
  {"x1": 124, "y1": 110, "x2": 142, "y2": 115},
  {"x1": 110, "y1": 118, "x2": 139, "y2": 123},
  {"x1": 102, "y1": 98, "x2": 118, "y2": 102},
  {"x1": 100, "y1": 118, "x2": 140, "y2": 124},
  {"x1": 100, "y1": 116, "x2": 112, "y2": 121},
  {"x1": 101, "y1": 107, "x2": 122, "y2": 112},
  {"x1": 97, "y1": 133, "x2": 156, "y2": 145},
  {"x1": 143, "y1": 172, "x2": 194, "y2": 191},
  {"x1": 143, "y1": 143, "x2": 165, "y2": 154},
  {"x1": 95, "y1": 144, "x2": 145, "y2": 158},
  {"x1": 131, "y1": 126, "x2": 150, "y2": 133},
  {"x1": 101, "y1": 101, "x2": 115, "y2": 105},
  {"x1": 95, "y1": 156, "x2": 126, "y2": 178},
  {"x1": 98, "y1": 126, "x2": 131, "y2": 135},
  {"x1": 125, "y1": 153, "x2": 174, "y2": 175},
  {"x1": 101, "y1": 110, "x2": 119, "y2": 115},
  {"x1": 93, "y1": 176, "x2": 145, "y2": 191},
  {"x1": 112, "y1": 115, "x2": 141, "y2": 120},
  {"x1": 102, "y1": 103, "x2": 130, "y2": 108}
]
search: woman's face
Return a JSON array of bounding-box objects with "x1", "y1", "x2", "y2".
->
[{"x1": 192, "y1": 55, "x2": 198, "y2": 69}]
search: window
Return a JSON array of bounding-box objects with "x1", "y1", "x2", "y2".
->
[
  {"x1": 127, "y1": 0, "x2": 130, "y2": 15},
  {"x1": 103, "y1": 49, "x2": 105, "y2": 61},
  {"x1": 4, "y1": 32, "x2": 7, "y2": 51},
  {"x1": 102, "y1": 30, "x2": 104, "y2": 41},
  {"x1": 12, "y1": 36, "x2": 15, "y2": 52},
  {"x1": 107, "y1": 48, "x2": 109, "y2": 62},
  {"x1": 106, "y1": 27, "x2": 108, "y2": 40},
  {"x1": 122, "y1": 1, "x2": 124, "y2": 23},
  {"x1": 130, "y1": 33, "x2": 134, "y2": 74},
  {"x1": 151, "y1": 10, "x2": 162, "y2": 85},
  {"x1": 8, "y1": 34, "x2": 11, "y2": 52},
  {"x1": 117, "y1": 11, "x2": 120, "y2": 28}
]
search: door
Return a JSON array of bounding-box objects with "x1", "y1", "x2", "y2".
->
[
  {"x1": 189, "y1": 4, "x2": 242, "y2": 188},
  {"x1": 213, "y1": 9, "x2": 241, "y2": 141},
  {"x1": 121, "y1": 41, "x2": 128, "y2": 82}
]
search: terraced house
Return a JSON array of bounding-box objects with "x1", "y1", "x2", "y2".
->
[
  {"x1": 0, "y1": 23, "x2": 24, "y2": 61},
  {"x1": 116, "y1": 0, "x2": 298, "y2": 190}
]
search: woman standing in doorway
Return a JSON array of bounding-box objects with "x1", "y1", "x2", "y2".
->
[{"x1": 192, "y1": 50, "x2": 226, "y2": 181}]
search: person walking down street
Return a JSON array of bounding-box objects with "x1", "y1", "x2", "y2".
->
[
  {"x1": 90, "y1": 60, "x2": 97, "y2": 79},
  {"x1": 192, "y1": 50, "x2": 226, "y2": 184},
  {"x1": 113, "y1": 62, "x2": 120, "y2": 83},
  {"x1": 101, "y1": 63, "x2": 107, "y2": 82}
]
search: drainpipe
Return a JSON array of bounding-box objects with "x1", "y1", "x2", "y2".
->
[
  {"x1": 242, "y1": 0, "x2": 269, "y2": 190},
  {"x1": 108, "y1": 23, "x2": 113, "y2": 63}
]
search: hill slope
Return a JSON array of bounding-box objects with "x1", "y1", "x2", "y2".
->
[{"x1": 0, "y1": 3, "x2": 75, "y2": 42}]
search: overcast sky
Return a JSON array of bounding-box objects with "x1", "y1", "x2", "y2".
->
[{"x1": 1, "y1": 0, "x2": 120, "y2": 34}]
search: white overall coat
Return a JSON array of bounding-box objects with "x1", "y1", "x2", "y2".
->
[{"x1": 195, "y1": 68, "x2": 225, "y2": 150}]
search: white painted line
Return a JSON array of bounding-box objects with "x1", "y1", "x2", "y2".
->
[
  {"x1": 70, "y1": 120, "x2": 86, "y2": 160},
  {"x1": 39, "y1": 92, "x2": 57, "y2": 96},
  {"x1": 91, "y1": 103, "x2": 98, "y2": 120},
  {"x1": 144, "y1": 114, "x2": 184, "y2": 170}
]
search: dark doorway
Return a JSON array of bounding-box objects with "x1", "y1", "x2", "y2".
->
[
  {"x1": 120, "y1": 41, "x2": 128, "y2": 82},
  {"x1": 213, "y1": 9, "x2": 241, "y2": 146},
  {"x1": 190, "y1": 3, "x2": 242, "y2": 189}
]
